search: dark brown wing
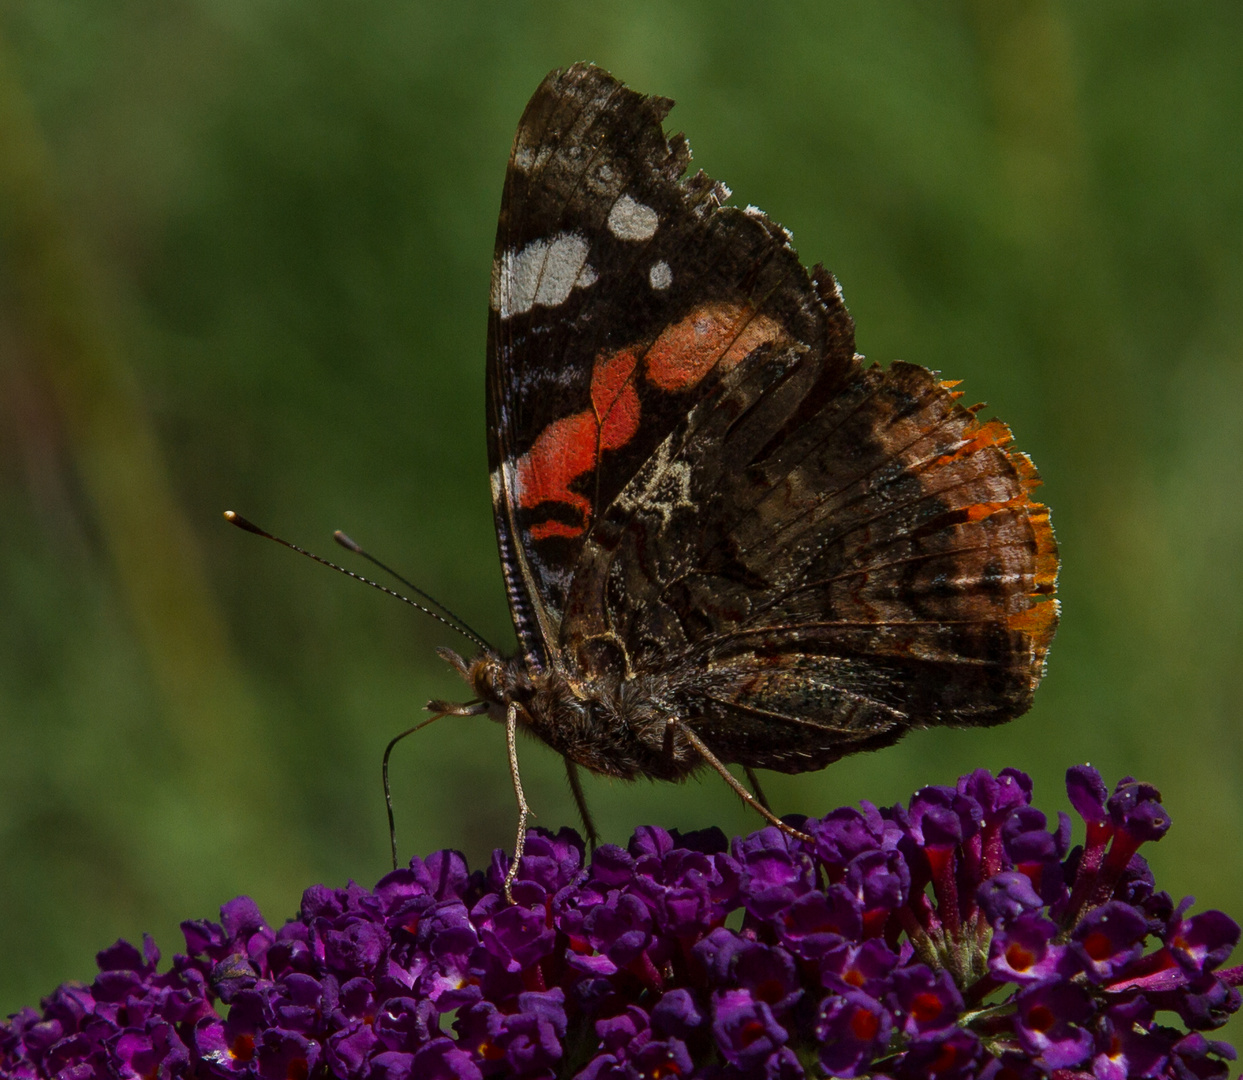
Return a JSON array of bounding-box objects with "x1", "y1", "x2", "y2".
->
[
  {"x1": 486, "y1": 64, "x2": 851, "y2": 670},
  {"x1": 562, "y1": 329, "x2": 1059, "y2": 771}
]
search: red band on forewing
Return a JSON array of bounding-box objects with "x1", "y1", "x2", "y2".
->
[
  {"x1": 591, "y1": 348, "x2": 642, "y2": 452},
  {"x1": 514, "y1": 410, "x2": 597, "y2": 535},
  {"x1": 529, "y1": 519, "x2": 587, "y2": 541},
  {"x1": 645, "y1": 303, "x2": 785, "y2": 391},
  {"x1": 513, "y1": 306, "x2": 786, "y2": 541},
  {"x1": 514, "y1": 347, "x2": 642, "y2": 539}
]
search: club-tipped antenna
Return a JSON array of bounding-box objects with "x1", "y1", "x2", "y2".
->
[
  {"x1": 333, "y1": 529, "x2": 492, "y2": 653},
  {"x1": 223, "y1": 511, "x2": 490, "y2": 652}
]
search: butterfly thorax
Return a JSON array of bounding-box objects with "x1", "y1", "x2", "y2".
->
[{"x1": 445, "y1": 648, "x2": 699, "y2": 782}]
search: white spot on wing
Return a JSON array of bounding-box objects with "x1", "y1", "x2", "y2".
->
[
  {"x1": 512, "y1": 143, "x2": 535, "y2": 173},
  {"x1": 492, "y1": 232, "x2": 596, "y2": 319},
  {"x1": 613, "y1": 438, "x2": 695, "y2": 529},
  {"x1": 607, "y1": 194, "x2": 659, "y2": 242},
  {"x1": 649, "y1": 261, "x2": 672, "y2": 290},
  {"x1": 490, "y1": 257, "x2": 503, "y2": 312}
]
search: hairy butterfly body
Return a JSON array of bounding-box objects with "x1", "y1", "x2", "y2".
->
[{"x1": 436, "y1": 64, "x2": 1058, "y2": 894}]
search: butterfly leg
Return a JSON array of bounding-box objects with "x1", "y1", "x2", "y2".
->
[
  {"x1": 744, "y1": 767, "x2": 773, "y2": 814},
  {"x1": 383, "y1": 713, "x2": 449, "y2": 870},
  {"x1": 504, "y1": 701, "x2": 533, "y2": 904},
  {"x1": 564, "y1": 758, "x2": 600, "y2": 850},
  {"x1": 675, "y1": 721, "x2": 811, "y2": 843}
]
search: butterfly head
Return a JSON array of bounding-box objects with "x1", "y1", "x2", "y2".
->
[{"x1": 430, "y1": 645, "x2": 536, "y2": 722}]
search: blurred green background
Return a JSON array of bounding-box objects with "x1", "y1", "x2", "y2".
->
[{"x1": 2, "y1": 0, "x2": 1241, "y2": 1039}]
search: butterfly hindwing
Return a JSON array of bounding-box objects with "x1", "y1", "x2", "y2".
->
[{"x1": 565, "y1": 346, "x2": 1057, "y2": 771}]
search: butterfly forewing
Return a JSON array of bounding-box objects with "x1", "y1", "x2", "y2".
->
[{"x1": 486, "y1": 64, "x2": 853, "y2": 670}]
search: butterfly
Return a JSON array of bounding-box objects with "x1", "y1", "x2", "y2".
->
[{"x1": 430, "y1": 63, "x2": 1059, "y2": 897}]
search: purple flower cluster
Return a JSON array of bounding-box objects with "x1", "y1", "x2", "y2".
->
[{"x1": 4, "y1": 767, "x2": 1241, "y2": 1080}]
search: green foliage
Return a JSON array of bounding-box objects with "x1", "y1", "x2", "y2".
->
[{"x1": 2, "y1": 0, "x2": 1241, "y2": 1050}]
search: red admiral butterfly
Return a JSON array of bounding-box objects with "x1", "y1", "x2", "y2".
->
[{"x1": 433, "y1": 63, "x2": 1058, "y2": 896}]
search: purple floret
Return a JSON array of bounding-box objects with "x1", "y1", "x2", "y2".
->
[
  {"x1": 815, "y1": 987, "x2": 892, "y2": 1077},
  {"x1": 3, "y1": 766, "x2": 1240, "y2": 1079}
]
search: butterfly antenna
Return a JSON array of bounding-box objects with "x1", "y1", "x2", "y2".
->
[
  {"x1": 332, "y1": 530, "x2": 493, "y2": 653},
  {"x1": 223, "y1": 511, "x2": 490, "y2": 651}
]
